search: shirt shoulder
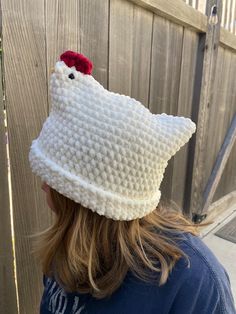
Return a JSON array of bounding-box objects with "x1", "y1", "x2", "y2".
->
[
  {"x1": 40, "y1": 231, "x2": 236, "y2": 314},
  {"x1": 170, "y1": 232, "x2": 236, "y2": 314}
]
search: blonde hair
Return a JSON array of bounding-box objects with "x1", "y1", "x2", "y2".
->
[{"x1": 30, "y1": 186, "x2": 212, "y2": 299}]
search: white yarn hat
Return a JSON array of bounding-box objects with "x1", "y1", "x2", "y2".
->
[{"x1": 29, "y1": 50, "x2": 196, "y2": 221}]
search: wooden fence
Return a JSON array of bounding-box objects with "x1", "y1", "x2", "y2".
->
[
  {"x1": 0, "y1": 0, "x2": 235, "y2": 313},
  {"x1": 184, "y1": 0, "x2": 236, "y2": 34}
]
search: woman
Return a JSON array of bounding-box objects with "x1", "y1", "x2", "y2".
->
[{"x1": 29, "y1": 51, "x2": 235, "y2": 313}]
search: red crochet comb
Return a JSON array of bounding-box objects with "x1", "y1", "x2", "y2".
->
[{"x1": 60, "y1": 50, "x2": 93, "y2": 75}]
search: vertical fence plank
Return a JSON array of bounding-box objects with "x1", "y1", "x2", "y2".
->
[
  {"x1": 225, "y1": 0, "x2": 231, "y2": 30},
  {"x1": 0, "y1": 51, "x2": 18, "y2": 314},
  {"x1": 46, "y1": 0, "x2": 79, "y2": 107},
  {"x1": 183, "y1": 32, "x2": 206, "y2": 217},
  {"x1": 109, "y1": 0, "x2": 153, "y2": 106},
  {"x1": 46, "y1": 0, "x2": 109, "y2": 94},
  {"x1": 231, "y1": 0, "x2": 236, "y2": 33},
  {"x1": 79, "y1": 0, "x2": 109, "y2": 88},
  {"x1": 1, "y1": 0, "x2": 51, "y2": 312},
  {"x1": 172, "y1": 28, "x2": 199, "y2": 211},
  {"x1": 109, "y1": 0, "x2": 134, "y2": 95},
  {"x1": 131, "y1": 5, "x2": 153, "y2": 106},
  {"x1": 221, "y1": 0, "x2": 227, "y2": 28},
  {"x1": 189, "y1": 0, "x2": 223, "y2": 221},
  {"x1": 0, "y1": 0, "x2": 235, "y2": 312},
  {"x1": 204, "y1": 47, "x2": 231, "y2": 188},
  {"x1": 233, "y1": 1, "x2": 236, "y2": 34},
  {"x1": 149, "y1": 15, "x2": 184, "y2": 201}
]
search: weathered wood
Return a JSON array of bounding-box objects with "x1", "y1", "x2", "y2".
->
[
  {"x1": 225, "y1": 0, "x2": 232, "y2": 30},
  {"x1": 46, "y1": 0, "x2": 109, "y2": 91},
  {"x1": 208, "y1": 191, "x2": 236, "y2": 219},
  {"x1": 230, "y1": 0, "x2": 235, "y2": 34},
  {"x1": 128, "y1": 0, "x2": 208, "y2": 32},
  {"x1": 184, "y1": 33, "x2": 206, "y2": 218},
  {"x1": 0, "y1": 0, "x2": 235, "y2": 311},
  {"x1": 190, "y1": 0, "x2": 223, "y2": 217},
  {"x1": 202, "y1": 115, "x2": 236, "y2": 214},
  {"x1": 1, "y1": 0, "x2": 51, "y2": 312},
  {"x1": 0, "y1": 52, "x2": 18, "y2": 314},
  {"x1": 213, "y1": 50, "x2": 236, "y2": 201},
  {"x1": 195, "y1": 45, "x2": 236, "y2": 211},
  {"x1": 201, "y1": 46, "x2": 228, "y2": 202},
  {"x1": 45, "y1": 0, "x2": 79, "y2": 107},
  {"x1": 129, "y1": 0, "x2": 236, "y2": 51},
  {"x1": 109, "y1": 0, "x2": 153, "y2": 106},
  {"x1": 171, "y1": 28, "x2": 199, "y2": 213},
  {"x1": 148, "y1": 14, "x2": 184, "y2": 200},
  {"x1": 221, "y1": 0, "x2": 226, "y2": 27},
  {"x1": 78, "y1": 0, "x2": 109, "y2": 88},
  {"x1": 200, "y1": 191, "x2": 236, "y2": 237},
  {"x1": 220, "y1": 27, "x2": 236, "y2": 51},
  {"x1": 185, "y1": 0, "x2": 236, "y2": 36},
  {"x1": 131, "y1": 5, "x2": 153, "y2": 106},
  {"x1": 220, "y1": 0, "x2": 236, "y2": 35},
  {"x1": 109, "y1": 0, "x2": 134, "y2": 95},
  {"x1": 233, "y1": 0, "x2": 236, "y2": 34}
]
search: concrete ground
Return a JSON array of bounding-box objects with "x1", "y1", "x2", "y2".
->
[{"x1": 199, "y1": 206, "x2": 236, "y2": 303}]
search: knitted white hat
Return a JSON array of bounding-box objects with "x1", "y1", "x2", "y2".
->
[{"x1": 29, "y1": 50, "x2": 196, "y2": 221}]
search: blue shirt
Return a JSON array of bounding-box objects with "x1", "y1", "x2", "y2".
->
[{"x1": 40, "y1": 232, "x2": 236, "y2": 313}]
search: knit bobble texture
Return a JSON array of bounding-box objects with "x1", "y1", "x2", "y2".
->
[{"x1": 29, "y1": 52, "x2": 196, "y2": 221}]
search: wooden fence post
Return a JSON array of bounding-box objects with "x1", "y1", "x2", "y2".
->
[
  {"x1": 187, "y1": 0, "x2": 223, "y2": 223},
  {"x1": 0, "y1": 42, "x2": 18, "y2": 313}
]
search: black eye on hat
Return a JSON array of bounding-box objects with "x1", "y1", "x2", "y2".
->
[{"x1": 68, "y1": 73, "x2": 75, "y2": 80}]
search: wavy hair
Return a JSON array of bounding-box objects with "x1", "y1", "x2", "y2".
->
[{"x1": 30, "y1": 186, "x2": 212, "y2": 299}]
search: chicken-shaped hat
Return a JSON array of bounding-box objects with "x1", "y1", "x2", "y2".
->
[{"x1": 29, "y1": 50, "x2": 196, "y2": 221}]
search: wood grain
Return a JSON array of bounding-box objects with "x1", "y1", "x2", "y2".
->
[
  {"x1": 131, "y1": 5, "x2": 153, "y2": 106},
  {"x1": 148, "y1": 14, "x2": 184, "y2": 201},
  {"x1": 213, "y1": 50, "x2": 236, "y2": 201},
  {"x1": 172, "y1": 28, "x2": 199, "y2": 213},
  {"x1": 109, "y1": 0, "x2": 153, "y2": 107},
  {"x1": 0, "y1": 51, "x2": 18, "y2": 314},
  {"x1": 46, "y1": 0, "x2": 109, "y2": 91},
  {"x1": 1, "y1": 0, "x2": 51, "y2": 312},
  {"x1": 46, "y1": 0, "x2": 80, "y2": 106},
  {"x1": 129, "y1": 0, "x2": 207, "y2": 32},
  {"x1": 220, "y1": 27, "x2": 236, "y2": 51},
  {"x1": 190, "y1": 0, "x2": 223, "y2": 216},
  {"x1": 78, "y1": 0, "x2": 109, "y2": 88},
  {"x1": 203, "y1": 114, "x2": 236, "y2": 214},
  {"x1": 1, "y1": 0, "x2": 236, "y2": 311},
  {"x1": 198, "y1": 45, "x2": 236, "y2": 207},
  {"x1": 109, "y1": 0, "x2": 134, "y2": 95}
]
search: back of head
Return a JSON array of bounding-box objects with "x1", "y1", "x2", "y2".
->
[{"x1": 31, "y1": 186, "x2": 207, "y2": 299}]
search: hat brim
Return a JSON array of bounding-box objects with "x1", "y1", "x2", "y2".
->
[{"x1": 29, "y1": 139, "x2": 161, "y2": 221}]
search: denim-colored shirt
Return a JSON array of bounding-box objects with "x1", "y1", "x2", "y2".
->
[{"x1": 40, "y1": 232, "x2": 236, "y2": 313}]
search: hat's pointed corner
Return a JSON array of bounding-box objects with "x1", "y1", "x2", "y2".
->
[{"x1": 155, "y1": 113, "x2": 197, "y2": 159}]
